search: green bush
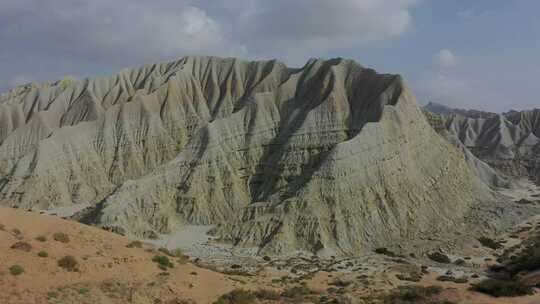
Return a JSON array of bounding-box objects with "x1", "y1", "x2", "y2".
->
[
  {"x1": 10, "y1": 241, "x2": 32, "y2": 252},
  {"x1": 471, "y1": 279, "x2": 534, "y2": 297},
  {"x1": 281, "y1": 286, "x2": 314, "y2": 298},
  {"x1": 396, "y1": 272, "x2": 422, "y2": 282},
  {"x1": 478, "y1": 237, "x2": 503, "y2": 250},
  {"x1": 385, "y1": 285, "x2": 443, "y2": 302},
  {"x1": 428, "y1": 252, "x2": 451, "y2": 264},
  {"x1": 58, "y1": 255, "x2": 79, "y2": 271},
  {"x1": 35, "y1": 235, "x2": 47, "y2": 242},
  {"x1": 53, "y1": 232, "x2": 70, "y2": 243},
  {"x1": 252, "y1": 289, "x2": 280, "y2": 300},
  {"x1": 152, "y1": 255, "x2": 174, "y2": 270},
  {"x1": 126, "y1": 240, "x2": 143, "y2": 248},
  {"x1": 214, "y1": 289, "x2": 256, "y2": 304},
  {"x1": 436, "y1": 275, "x2": 468, "y2": 283},
  {"x1": 37, "y1": 251, "x2": 48, "y2": 258},
  {"x1": 9, "y1": 265, "x2": 24, "y2": 276}
]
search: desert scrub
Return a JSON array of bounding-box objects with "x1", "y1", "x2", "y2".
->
[
  {"x1": 428, "y1": 252, "x2": 451, "y2": 264},
  {"x1": 9, "y1": 265, "x2": 24, "y2": 276},
  {"x1": 53, "y1": 232, "x2": 70, "y2": 243},
  {"x1": 478, "y1": 236, "x2": 503, "y2": 250},
  {"x1": 10, "y1": 241, "x2": 32, "y2": 252},
  {"x1": 252, "y1": 289, "x2": 280, "y2": 300},
  {"x1": 58, "y1": 255, "x2": 79, "y2": 271},
  {"x1": 35, "y1": 235, "x2": 47, "y2": 242},
  {"x1": 37, "y1": 251, "x2": 49, "y2": 258},
  {"x1": 329, "y1": 278, "x2": 353, "y2": 287},
  {"x1": 213, "y1": 289, "x2": 279, "y2": 304},
  {"x1": 396, "y1": 272, "x2": 423, "y2": 282},
  {"x1": 384, "y1": 285, "x2": 443, "y2": 302},
  {"x1": 213, "y1": 289, "x2": 256, "y2": 304},
  {"x1": 126, "y1": 240, "x2": 143, "y2": 248},
  {"x1": 152, "y1": 255, "x2": 174, "y2": 270},
  {"x1": 436, "y1": 275, "x2": 468, "y2": 283},
  {"x1": 470, "y1": 279, "x2": 534, "y2": 297},
  {"x1": 281, "y1": 286, "x2": 314, "y2": 298}
]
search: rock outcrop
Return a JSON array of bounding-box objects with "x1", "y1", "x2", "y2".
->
[
  {"x1": 424, "y1": 106, "x2": 540, "y2": 183},
  {"x1": 0, "y1": 56, "x2": 490, "y2": 255}
]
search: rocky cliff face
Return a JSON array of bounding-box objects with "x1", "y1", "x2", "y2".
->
[
  {"x1": 428, "y1": 109, "x2": 540, "y2": 183},
  {"x1": 0, "y1": 56, "x2": 490, "y2": 255}
]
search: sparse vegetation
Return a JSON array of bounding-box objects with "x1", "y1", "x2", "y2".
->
[
  {"x1": 53, "y1": 232, "x2": 70, "y2": 243},
  {"x1": 252, "y1": 289, "x2": 280, "y2": 300},
  {"x1": 213, "y1": 289, "x2": 281, "y2": 304},
  {"x1": 58, "y1": 255, "x2": 79, "y2": 271},
  {"x1": 126, "y1": 240, "x2": 143, "y2": 248},
  {"x1": 396, "y1": 272, "x2": 422, "y2": 282},
  {"x1": 436, "y1": 275, "x2": 468, "y2": 283},
  {"x1": 213, "y1": 289, "x2": 256, "y2": 304},
  {"x1": 383, "y1": 285, "x2": 443, "y2": 303},
  {"x1": 375, "y1": 247, "x2": 397, "y2": 257},
  {"x1": 37, "y1": 251, "x2": 48, "y2": 258},
  {"x1": 9, "y1": 265, "x2": 24, "y2": 275},
  {"x1": 478, "y1": 237, "x2": 503, "y2": 250},
  {"x1": 281, "y1": 286, "x2": 314, "y2": 298},
  {"x1": 152, "y1": 255, "x2": 174, "y2": 270},
  {"x1": 10, "y1": 241, "x2": 32, "y2": 252},
  {"x1": 35, "y1": 235, "x2": 47, "y2": 242},
  {"x1": 428, "y1": 252, "x2": 451, "y2": 264},
  {"x1": 504, "y1": 243, "x2": 540, "y2": 275},
  {"x1": 47, "y1": 291, "x2": 59, "y2": 299},
  {"x1": 329, "y1": 278, "x2": 353, "y2": 287},
  {"x1": 471, "y1": 279, "x2": 534, "y2": 297}
]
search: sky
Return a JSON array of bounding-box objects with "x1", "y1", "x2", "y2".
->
[{"x1": 0, "y1": 0, "x2": 539, "y2": 112}]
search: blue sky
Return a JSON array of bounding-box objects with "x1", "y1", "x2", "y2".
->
[{"x1": 1, "y1": 0, "x2": 538, "y2": 112}]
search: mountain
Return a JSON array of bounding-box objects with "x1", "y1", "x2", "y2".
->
[
  {"x1": 424, "y1": 102, "x2": 497, "y2": 119},
  {"x1": 0, "y1": 56, "x2": 492, "y2": 255},
  {"x1": 424, "y1": 103, "x2": 540, "y2": 183}
]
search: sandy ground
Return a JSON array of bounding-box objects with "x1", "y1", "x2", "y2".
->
[
  {"x1": 3, "y1": 179, "x2": 540, "y2": 303},
  {"x1": 0, "y1": 207, "x2": 260, "y2": 304}
]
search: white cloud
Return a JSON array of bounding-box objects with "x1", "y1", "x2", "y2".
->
[
  {"x1": 436, "y1": 49, "x2": 458, "y2": 68},
  {"x1": 231, "y1": 0, "x2": 419, "y2": 63},
  {"x1": 0, "y1": 0, "x2": 421, "y2": 89},
  {"x1": 0, "y1": 0, "x2": 225, "y2": 64}
]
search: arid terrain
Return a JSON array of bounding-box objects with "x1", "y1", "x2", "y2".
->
[
  {"x1": 3, "y1": 185, "x2": 540, "y2": 304},
  {"x1": 2, "y1": 57, "x2": 540, "y2": 303}
]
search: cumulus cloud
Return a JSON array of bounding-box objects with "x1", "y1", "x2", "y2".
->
[
  {"x1": 436, "y1": 49, "x2": 458, "y2": 68},
  {"x1": 231, "y1": 0, "x2": 419, "y2": 63},
  {"x1": 0, "y1": 0, "x2": 421, "y2": 90},
  {"x1": 0, "y1": 0, "x2": 225, "y2": 64}
]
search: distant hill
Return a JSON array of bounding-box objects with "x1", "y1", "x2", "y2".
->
[{"x1": 424, "y1": 102, "x2": 497, "y2": 119}]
